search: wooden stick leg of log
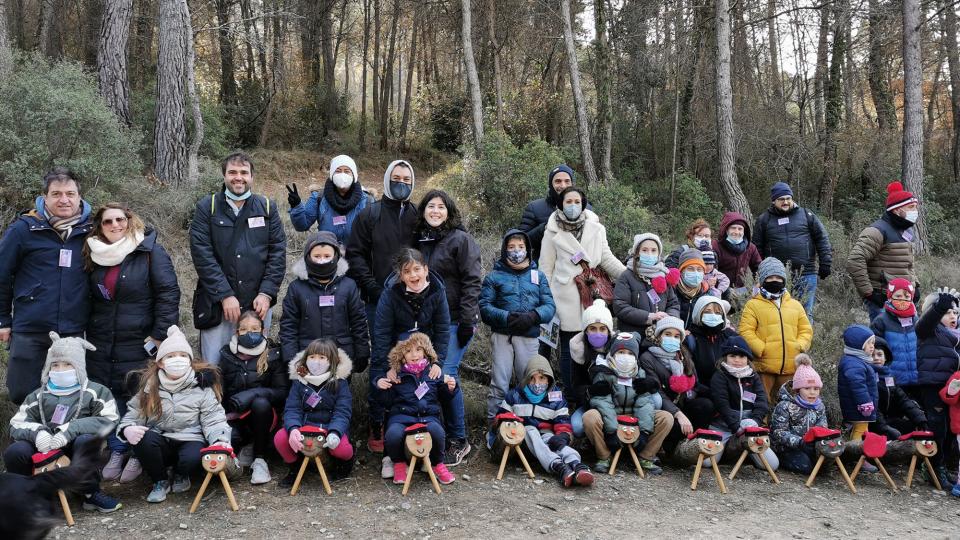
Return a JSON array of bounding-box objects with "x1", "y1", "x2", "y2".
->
[
  {"x1": 905, "y1": 455, "x2": 918, "y2": 489},
  {"x1": 728, "y1": 450, "x2": 748, "y2": 480},
  {"x1": 760, "y1": 454, "x2": 780, "y2": 484},
  {"x1": 834, "y1": 457, "x2": 857, "y2": 494},
  {"x1": 57, "y1": 490, "x2": 74, "y2": 526},
  {"x1": 189, "y1": 472, "x2": 214, "y2": 513},
  {"x1": 608, "y1": 448, "x2": 622, "y2": 476},
  {"x1": 496, "y1": 446, "x2": 510, "y2": 480},
  {"x1": 290, "y1": 456, "x2": 312, "y2": 496},
  {"x1": 805, "y1": 455, "x2": 825, "y2": 488},
  {"x1": 924, "y1": 457, "x2": 943, "y2": 491},
  {"x1": 874, "y1": 459, "x2": 898, "y2": 493},
  {"x1": 710, "y1": 457, "x2": 728, "y2": 494},
  {"x1": 514, "y1": 446, "x2": 535, "y2": 478},
  {"x1": 402, "y1": 456, "x2": 417, "y2": 496},
  {"x1": 627, "y1": 446, "x2": 645, "y2": 479},
  {"x1": 218, "y1": 471, "x2": 239, "y2": 511},
  {"x1": 691, "y1": 453, "x2": 704, "y2": 491},
  {"x1": 850, "y1": 456, "x2": 865, "y2": 482},
  {"x1": 315, "y1": 457, "x2": 332, "y2": 495},
  {"x1": 423, "y1": 456, "x2": 442, "y2": 495}
]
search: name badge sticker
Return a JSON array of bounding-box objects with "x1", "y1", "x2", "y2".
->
[
  {"x1": 548, "y1": 391, "x2": 563, "y2": 402},
  {"x1": 595, "y1": 355, "x2": 609, "y2": 367},
  {"x1": 885, "y1": 377, "x2": 896, "y2": 387},
  {"x1": 617, "y1": 377, "x2": 632, "y2": 387},
  {"x1": 902, "y1": 230, "x2": 914, "y2": 242},
  {"x1": 319, "y1": 295, "x2": 336, "y2": 307},
  {"x1": 58, "y1": 249, "x2": 72, "y2": 268},
  {"x1": 777, "y1": 217, "x2": 790, "y2": 226},
  {"x1": 570, "y1": 251, "x2": 585, "y2": 264},
  {"x1": 305, "y1": 392, "x2": 321, "y2": 407},
  {"x1": 531, "y1": 271, "x2": 540, "y2": 285},
  {"x1": 51, "y1": 404, "x2": 70, "y2": 424},
  {"x1": 97, "y1": 284, "x2": 111, "y2": 300},
  {"x1": 742, "y1": 390, "x2": 757, "y2": 403},
  {"x1": 415, "y1": 382, "x2": 429, "y2": 400},
  {"x1": 332, "y1": 215, "x2": 347, "y2": 226},
  {"x1": 248, "y1": 216, "x2": 266, "y2": 228},
  {"x1": 647, "y1": 289, "x2": 661, "y2": 305}
]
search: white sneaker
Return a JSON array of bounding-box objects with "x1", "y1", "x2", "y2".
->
[
  {"x1": 102, "y1": 451, "x2": 125, "y2": 481},
  {"x1": 237, "y1": 445, "x2": 255, "y2": 468},
  {"x1": 381, "y1": 456, "x2": 394, "y2": 479},
  {"x1": 250, "y1": 458, "x2": 271, "y2": 485}
]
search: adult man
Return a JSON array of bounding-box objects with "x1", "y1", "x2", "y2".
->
[
  {"x1": 190, "y1": 152, "x2": 287, "y2": 365},
  {"x1": 0, "y1": 168, "x2": 93, "y2": 404},
  {"x1": 847, "y1": 181, "x2": 919, "y2": 320},
  {"x1": 753, "y1": 182, "x2": 832, "y2": 316},
  {"x1": 518, "y1": 164, "x2": 592, "y2": 262}
]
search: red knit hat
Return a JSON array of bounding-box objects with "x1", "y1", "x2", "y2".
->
[
  {"x1": 885, "y1": 181, "x2": 918, "y2": 211},
  {"x1": 886, "y1": 278, "x2": 915, "y2": 300}
]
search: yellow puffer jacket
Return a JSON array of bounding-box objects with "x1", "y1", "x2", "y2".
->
[{"x1": 739, "y1": 291, "x2": 813, "y2": 376}]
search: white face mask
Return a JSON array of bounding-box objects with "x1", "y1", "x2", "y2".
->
[
  {"x1": 49, "y1": 369, "x2": 78, "y2": 388},
  {"x1": 611, "y1": 353, "x2": 638, "y2": 377},
  {"x1": 162, "y1": 355, "x2": 191, "y2": 377},
  {"x1": 306, "y1": 358, "x2": 330, "y2": 376},
  {"x1": 904, "y1": 210, "x2": 919, "y2": 223},
  {"x1": 332, "y1": 172, "x2": 354, "y2": 190}
]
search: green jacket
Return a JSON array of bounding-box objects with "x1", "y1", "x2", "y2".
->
[{"x1": 589, "y1": 366, "x2": 656, "y2": 434}]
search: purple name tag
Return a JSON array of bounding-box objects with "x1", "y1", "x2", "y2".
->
[
  {"x1": 570, "y1": 251, "x2": 586, "y2": 264},
  {"x1": 777, "y1": 217, "x2": 790, "y2": 226},
  {"x1": 51, "y1": 404, "x2": 69, "y2": 424},
  {"x1": 415, "y1": 382, "x2": 429, "y2": 400},
  {"x1": 332, "y1": 215, "x2": 347, "y2": 226},
  {"x1": 647, "y1": 289, "x2": 661, "y2": 305},
  {"x1": 319, "y1": 295, "x2": 336, "y2": 307},
  {"x1": 742, "y1": 391, "x2": 757, "y2": 403},
  {"x1": 902, "y1": 230, "x2": 914, "y2": 242},
  {"x1": 305, "y1": 392, "x2": 321, "y2": 407},
  {"x1": 899, "y1": 317, "x2": 914, "y2": 328},
  {"x1": 97, "y1": 284, "x2": 111, "y2": 300}
]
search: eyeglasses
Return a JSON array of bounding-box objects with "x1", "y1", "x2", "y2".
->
[
  {"x1": 101, "y1": 216, "x2": 128, "y2": 226},
  {"x1": 775, "y1": 196, "x2": 793, "y2": 203}
]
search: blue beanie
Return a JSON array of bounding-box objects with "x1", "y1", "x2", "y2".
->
[
  {"x1": 720, "y1": 335, "x2": 754, "y2": 360},
  {"x1": 843, "y1": 325, "x2": 874, "y2": 350},
  {"x1": 549, "y1": 164, "x2": 575, "y2": 185},
  {"x1": 770, "y1": 182, "x2": 794, "y2": 202}
]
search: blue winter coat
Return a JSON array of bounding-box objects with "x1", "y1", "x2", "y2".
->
[
  {"x1": 838, "y1": 353, "x2": 879, "y2": 422},
  {"x1": 384, "y1": 368, "x2": 451, "y2": 421},
  {"x1": 870, "y1": 310, "x2": 919, "y2": 385},
  {"x1": 289, "y1": 184, "x2": 373, "y2": 245},
  {"x1": 282, "y1": 352, "x2": 353, "y2": 437},
  {"x1": 0, "y1": 201, "x2": 93, "y2": 333},
  {"x1": 479, "y1": 260, "x2": 556, "y2": 338},
  {"x1": 916, "y1": 301, "x2": 960, "y2": 386}
]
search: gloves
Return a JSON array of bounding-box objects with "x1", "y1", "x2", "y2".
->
[
  {"x1": 818, "y1": 266, "x2": 832, "y2": 280},
  {"x1": 868, "y1": 290, "x2": 887, "y2": 308},
  {"x1": 878, "y1": 424, "x2": 902, "y2": 440},
  {"x1": 49, "y1": 433, "x2": 68, "y2": 449},
  {"x1": 936, "y1": 286, "x2": 960, "y2": 298},
  {"x1": 286, "y1": 183, "x2": 301, "y2": 207},
  {"x1": 669, "y1": 374, "x2": 696, "y2": 394},
  {"x1": 588, "y1": 381, "x2": 612, "y2": 398},
  {"x1": 947, "y1": 378, "x2": 960, "y2": 396},
  {"x1": 936, "y1": 292, "x2": 958, "y2": 313},
  {"x1": 546, "y1": 433, "x2": 571, "y2": 452},
  {"x1": 858, "y1": 402, "x2": 876, "y2": 417},
  {"x1": 324, "y1": 432, "x2": 341, "y2": 450},
  {"x1": 123, "y1": 425, "x2": 149, "y2": 445},
  {"x1": 288, "y1": 428, "x2": 304, "y2": 453},
  {"x1": 633, "y1": 377, "x2": 660, "y2": 394},
  {"x1": 506, "y1": 312, "x2": 539, "y2": 333},
  {"x1": 456, "y1": 324, "x2": 476, "y2": 348},
  {"x1": 34, "y1": 431, "x2": 53, "y2": 452},
  {"x1": 603, "y1": 432, "x2": 621, "y2": 451},
  {"x1": 651, "y1": 276, "x2": 667, "y2": 295}
]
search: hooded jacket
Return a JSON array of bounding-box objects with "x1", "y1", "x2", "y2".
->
[
  {"x1": 770, "y1": 383, "x2": 828, "y2": 452},
  {"x1": 345, "y1": 160, "x2": 419, "y2": 304},
  {"x1": 479, "y1": 230, "x2": 556, "y2": 338},
  {"x1": 712, "y1": 211, "x2": 762, "y2": 288},
  {"x1": 685, "y1": 296, "x2": 738, "y2": 387},
  {"x1": 915, "y1": 299, "x2": 960, "y2": 386},
  {"x1": 282, "y1": 349, "x2": 353, "y2": 436},
  {"x1": 499, "y1": 355, "x2": 573, "y2": 435},
  {"x1": 837, "y1": 328, "x2": 880, "y2": 422},
  {"x1": 588, "y1": 362, "x2": 656, "y2": 434},
  {"x1": 739, "y1": 291, "x2": 813, "y2": 376},
  {"x1": 0, "y1": 200, "x2": 94, "y2": 333},
  {"x1": 753, "y1": 203, "x2": 832, "y2": 277},
  {"x1": 846, "y1": 212, "x2": 916, "y2": 297},
  {"x1": 219, "y1": 340, "x2": 289, "y2": 413},
  {"x1": 869, "y1": 310, "x2": 919, "y2": 385},
  {"x1": 709, "y1": 366, "x2": 769, "y2": 432},
  {"x1": 289, "y1": 155, "x2": 374, "y2": 242},
  {"x1": 415, "y1": 225, "x2": 483, "y2": 327}
]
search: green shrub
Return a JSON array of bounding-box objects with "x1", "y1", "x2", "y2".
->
[
  {"x1": 131, "y1": 86, "x2": 235, "y2": 161},
  {"x1": 588, "y1": 182, "x2": 653, "y2": 257},
  {"x1": 630, "y1": 169, "x2": 723, "y2": 241}
]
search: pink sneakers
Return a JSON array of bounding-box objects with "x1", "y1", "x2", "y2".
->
[
  {"x1": 392, "y1": 461, "x2": 408, "y2": 485},
  {"x1": 432, "y1": 463, "x2": 455, "y2": 485}
]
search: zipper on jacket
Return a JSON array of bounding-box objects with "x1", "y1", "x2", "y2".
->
[{"x1": 776, "y1": 301, "x2": 787, "y2": 375}]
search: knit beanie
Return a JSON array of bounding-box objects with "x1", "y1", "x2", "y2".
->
[
  {"x1": 885, "y1": 181, "x2": 918, "y2": 212},
  {"x1": 608, "y1": 332, "x2": 641, "y2": 358},
  {"x1": 720, "y1": 335, "x2": 754, "y2": 360},
  {"x1": 792, "y1": 354, "x2": 822, "y2": 389},
  {"x1": 655, "y1": 316, "x2": 685, "y2": 337},
  {"x1": 581, "y1": 299, "x2": 614, "y2": 332},
  {"x1": 678, "y1": 249, "x2": 705, "y2": 272},
  {"x1": 156, "y1": 325, "x2": 193, "y2": 361},
  {"x1": 631, "y1": 233, "x2": 663, "y2": 258},
  {"x1": 691, "y1": 295, "x2": 730, "y2": 323},
  {"x1": 305, "y1": 230, "x2": 341, "y2": 257},
  {"x1": 328, "y1": 154, "x2": 358, "y2": 182},
  {"x1": 842, "y1": 324, "x2": 874, "y2": 350},
  {"x1": 757, "y1": 257, "x2": 787, "y2": 283},
  {"x1": 886, "y1": 278, "x2": 915, "y2": 300},
  {"x1": 548, "y1": 164, "x2": 575, "y2": 186},
  {"x1": 700, "y1": 250, "x2": 717, "y2": 265},
  {"x1": 41, "y1": 331, "x2": 94, "y2": 386},
  {"x1": 770, "y1": 182, "x2": 794, "y2": 201}
]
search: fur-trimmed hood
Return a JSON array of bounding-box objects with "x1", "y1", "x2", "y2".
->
[
  {"x1": 288, "y1": 347, "x2": 353, "y2": 384},
  {"x1": 387, "y1": 332, "x2": 439, "y2": 373},
  {"x1": 291, "y1": 256, "x2": 350, "y2": 281}
]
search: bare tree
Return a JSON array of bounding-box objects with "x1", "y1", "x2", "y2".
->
[
  {"x1": 868, "y1": 0, "x2": 897, "y2": 131},
  {"x1": 378, "y1": 0, "x2": 400, "y2": 149},
  {"x1": 359, "y1": 0, "x2": 371, "y2": 149},
  {"x1": 485, "y1": 0, "x2": 504, "y2": 131},
  {"x1": 399, "y1": 19, "x2": 418, "y2": 151},
  {"x1": 37, "y1": 0, "x2": 61, "y2": 58},
  {"x1": 813, "y1": 7, "x2": 829, "y2": 137},
  {"x1": 714, "y1": 0, "x2": 752, "y2": 221},
  {"x1": 940, "y1": 0, "x2": 960, "y2": 182},
  {"x1": 214, "y1": 0, "x2": 238, "y2": 106},
  {"x1": 154, "y1": 0, "x2": 188, "y2": 186},
  {"x1": 184, "y1": 0, "x2": 203, "y2": 185},
  {"x1": 901, "y1": 0, "x2": 928, "y2": 253},
  {"x1": 97, "y1": 0, "x2": 133, "y2": 126},
  {"x1": 461, "y1": 0, "x2": 484, "y2": 154},
  {"x1": 766, "y1": 0, "x2": 784, "y2": 108},
  {"x1": 818, "y1": 1, "x2": 846, "y2": 216},
  {"x1": 0, "y1": 0, "x2": 12, "y2": 79},
  {"x1": 593, "y1": 0, "x2": 613, "y2": 183},
  {"x1": 560, "y1": 0, "x2": 598, "y2": 187}
]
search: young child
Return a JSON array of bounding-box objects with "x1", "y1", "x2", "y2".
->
[
  {"x1": 938, "y1": 367, "x2": 960, "y2": 497},
  {"x1": 279, "y1": 230, "x2": 369, "y2": 369},
  {"x1": 220, "y1": 311, "x2": 288, "y2": 484},
  {"x1": 770, "y1": 354, "x2": 828, "y2": 474},
  {"x1": 870, "y1": 337, "x2": 927, "y2": 439},
  {"x1": 686, "y1": 295, "x2": 737, "y2": 386},
  {"x1": 275, "y1": 339, "x2": 354, "y2": 488},
  {"x1": 708, "y1": 336, "x2": 778, "y2": 470},
  {"x1": 479, "y1": 229, "x2": 555, "y2": 447},
  {"x1": 700, "y1": 250, "x2": 730, "y2": 298},
  {"x1": 740, "y1": 257, "x2": 813, "y2": 403},
  {"x1": 837, "y1": 325, "x2": 878, "y2": 441},
  {"x1": 499, "y1": 354, "x2": 594, "y2": 487},
  {"x1": 869, "y1": 278, "x2": 919, "y2": 385},
  {"x1": 6, "y1": 332, "x2": 121, "y2": 512},
  {"x1": 584, "y1": 333, "x2": 658, "y2": 474},
  {"x1": 378, "y1": 333, "x2": 456, "y2": 486},
  {"x1": 116, "y1": 325, "x2": 231, "y2": 503}
]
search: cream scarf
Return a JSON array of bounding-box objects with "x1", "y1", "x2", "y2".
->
[{"x1": 87, "y1": 230, "x2": 144, "y2": 267}]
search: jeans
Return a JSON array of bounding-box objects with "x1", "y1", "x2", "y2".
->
[
  {"x1": 365, "y1": 302, "x2": 385, "y2": 426},
  {"x1": 524, "y1": 426, "x2": 581, "y2": 471},
  {"x1": 3, "y1": 433, "x2": 101, "y2": 494},
  {"x1": 132, "y1": 430, "x2": 204, "y2": 482},
  {"x1": 107, "y1": 396, "x2": 130, "y2": 454},
  {"x1": 440, "y1": 323, "x2": 470, "y2": 440},
  {"x1": 779, "y1": 445, "x2": 818, "y2": 474},
  {"x1": 487, "y1": 333, "x2": 540, "y2": 421},
  {"x1": 7, "y1": 331, "x2": 81, "y2": 405},
  {"x1": 200, "y1": 309, "x2": 273, "y2": 366},
  {"x1": 792, "y1": 274, "x2": 818, "y2": 320}
]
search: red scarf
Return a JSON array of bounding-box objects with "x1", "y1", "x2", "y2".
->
[{"x1": 884, "y1": 299, "x2": 916, "y2": 318}]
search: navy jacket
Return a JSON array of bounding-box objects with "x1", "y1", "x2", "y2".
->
[
  {"x1": 220, "y1": 344, "x2": 288, "y2": 413},
  {"x1": 0, "y1": 203, "x2": 93, "y2": 333},
  {"x1": 838, "y1": 353, "x2": 879, "y2": 422},
  {"x1": 282, "y1": 354, "x2": 353, "y2": 437},
  {"x1": 709, "y1": 369, "x2": 769, "y2": 432},
  {"x1": 916, "y1": 301, "x2": 960, "y2": 387},
  {"x1": 870, "y1": 311, "x2": 919, "y2": 385},
  {"x1": 385, "y1": 369, "x2": 450, "y2": 421},
  {"x1": 686, "y1": 325, "x2": 739, "y2": 387},
  {"x1": 753, "y1": 205, "x2": 832, "y2": 276},
  {"x1": 479, "y1": 260, "x2": 555, "y2": 338},
  {"x1": 346, "y1": 198, "x2": 418, "y2": 304}
]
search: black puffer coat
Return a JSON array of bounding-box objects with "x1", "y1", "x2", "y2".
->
[
  {"x1": 753, "y1": 204, "x2": 832, "y2": 276},
  {"x1": 415, "y1": 227, "x2": 482, "y2": 327},
  {"x1": 219, "y1": 341, "x2": 289, "y2": 413}
]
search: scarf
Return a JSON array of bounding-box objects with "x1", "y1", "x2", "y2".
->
[
  {"x1": 628, "y1": 257, "x2": 668, "y2": 282},
  {"x1": 721, "y1": 362, "x2": 754, "y2": 379},
  {"x1": 884, "y1": 300, "x2": 916, "y2": 318},
  {"x1": 676, "y1": 280, "x2": 704, "y2": 300},
  {"x1": 324, "y1": 178, "x2": 364, "y2": 215},
  {"x1": 158, "y1": 368, "x2": 195, "y2": 393},
  {"x1": 554, "y1": 208, "x2": 587, "y2": 240},
  {"x1": 229, "y1": 335, "x2": 267, "y2": 357},
  {"x1": 794, "y1": 394, "x2": 822, "y2": 410},
  {"x1": 86, "y1": 230, "x2": 144, "y2": 267},
  {"x1": 46, "y1": 380, "x2": 81, "y2": 397},
  {"x1": 759, "y1": 287, "x2": 784, "y2": 301},
  {"x1": 724, "y1": 238, "x2": 749, "y2": 254},
  {"x1": 45, "y1": 209, "x2": 82, "y2": 241},
  {"x1": 843, "y1": 346, "x2": 873, "y2": 364},
  {"x1": 649, "y1": 346, "x2": 685, "y2": 376},
  {"x1": 523, "y1": 386, "x2": 547, "y2": 404},
  {"x1": 303, "y1": 371, "x2": 333, "y2": 387}
]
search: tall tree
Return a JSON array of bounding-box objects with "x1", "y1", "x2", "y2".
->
[
  {"x1": 97, "y1": 0, "x2": 134, "y2": 126},
  {"x1": 593, "y1": 0, "x2": 613, "y2": 183},
  {"x1": 901, "y1": 0, "x2": 928, "y2": 253},
  {"x1": 359, "y1": 0, "x2": 371, "y2": 148},
  {"x1": 818, "y1": 1, "x2": 846, "y2": 216},
  {"x1": 399, "y1": 20, "x2": 418, "y2": 151},
  {"x1": 766, "y1": 0, "x2": 784, "y2": 108},
  {"x1": 184, "y1": 0, "x2": 203, "y2": 184},
  {"x1": 813, "y1": 7, "x2": 829, "y2": 137},
  {"x1": 940, "y1": 0, "x2": 960, "y2": 182},
  {"x1": 714, "y1": 0, "x2": 752, "y2": 221},
  {"x1": 461, "y1": 0, "x2": 484, "y2": 154},
  {"x1": 0, "y1": 0, "x2": 12, "y2": 79},
  {"x1": 378, "y1": 0, "x2": 400, "y2": 149},
  {"x1": 484, "y1": 0, "x2": 504, "y2": 130},
  {"x1": 215, "y1": 0, "x2": 238, "y2": 106},
  {"x1": 868, "y1": 0, "x2": 897, "y2": 130},
  {"x1": 154, "y1": 0, "x2": 188, "y2": 186},
  {"x1": 560, "y1": 0, "x2": 598, "y2": 187},
  {"x1": 37, "y1": 0, "x2": 61, "y2": 58},
  {"x1": 319, "y1": 0, "x2": 337, "y2": 132}
]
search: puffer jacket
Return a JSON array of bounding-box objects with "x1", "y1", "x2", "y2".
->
[
  {"x1": 0, "y1": 202, "x2": 93, "y2": 333},
  {"x1": 873, "y1": 364, "x2": 926, "y2": 432},
  {"x1": 479, "y1": 252, "x2": 555, "y2": 339},
  {"x1": 686, "y1": 324, "x2": 739, "y2": 387},
  {"x1": 938, "y1": 371, "x2": 960, "y2": 434},
  {"x1": 346, "y1": 197, "x2": 418, "y2": 304},
  {"x1": 219, "y1": 341, "x2": 288, "y2": 413},
  {"x1": 770, "y1": 383, "x2": 828, "y2": 452},
  {"x1": 538, "y1": 210, "x2": 626, "y2": 332},
  {"x1": 612, "y1": 268, "x2": 680, "y2": 334},
  {"x1": 739, "y1": 291, "x2": 813, "y2": 376},
  {"x1": 588, "y1": 365, "x2": 656, "y2": 433},
  {"x1": 288, "y1": 181, "x2": 373, "y2": 244},
  {"x1": 384, "y1": 352, "x2": 451, "y2": 421},
  {"x1": 915, "y1": 300, "x2": 960, "y2": 386},
  {"x1": 638, "y1": 345, "x2": 707, "y2": 415},
  {"x1": 870, "y1": 311, "x2": 918, "y2": 386},
  {"x1": 282, "y1": 350, "x2": 353, "y2": 436},
  {"x1": 709, "y1": 368, "x2": 769, "y2": 432},
  {"x1": 846, "y1": 212, "x2": 916, "y2": 298},
  {"x1": 712, "y1": 211, "x2": 762, "y2": 288},
  {"x1": 753, "y1": 204, "x2": 832, "y2": 277},
  {"x1": 9, "y1": 381, "x2": 119, "y2": 443},
  {"x1": 279, "y1": 258, "x2": 369, "y2": 365},
  {"x1": 838, "y1": 352, "x2": 879, "y2": 422},
  {"x1": 416, "y1": 226, "x2": 483, "y2": 327},
  {"x1": 116, "y1": 371, "x2": 231, "y2": 444},
  {"x1": 499, "y1": 355, "x2": 573, "y2": 435}
]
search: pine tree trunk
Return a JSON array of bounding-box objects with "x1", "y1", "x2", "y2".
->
[
  {"x1": 767, "y1": 0, "x2": 784, "y2": 108},
  {"x1": 214, "y1": 0, "x2": 238, "y2": 105},
  {"x1": 320, "y1": 0, "x2": 336, "y2": 133},
  {"x1": 940, "y1": 0, "x2": 960, "y2": 182},
  {"x1": 131, "y1": 0, "x2": 154, "y2": 92},
  {"x1": 714, "y1": 0, "x2": 752, "y2": 222},
  {"x1": 593, "y1": 0, "x2": 613, "y2": 184},
  {"x1": 378, "y1": 0, "x2": 400, "y2": 150},
  {"x1": 484, "y1": 0, "x2": 504, "y2": 131},
  {"x1": 868, "y1": 0, "x2": 897, "y2": 130},
  {"x1": 37, "y1": 0, "x2": 61, "y2": 58},
  {"x1": 902, "y1": 0, "x2": 928, "y2": 254},
  {"x1": 184, "y1": 0, "x2": 203, "y2": 185},
  {"x1": 359, "y1": 0, "x2": 371, "y2": 149},
  {"x1": 461, "y1": 0, "x2": 484, "y2": 155},
  {"x1": 154, "y1": 0, "x2": 188, "y2": 186},
  {"x1": 399, "y1": 20, "x2": 418, "y2": 151},
  {"x1": 372, "y1": 0, "x2": 381, "y2": 127},
  {"x1": 0, "y1": 0, "x2": 14, "y2": 79},
  {"x1": 813, "y1": 7, "x2": 829, "y2": 138},
  {"x1": 258, "y1": 0, "x2": 284, "y2": 147},
  {"x1": 818, "y1": 2, "x2": 845, "y2": 217},
  {"x1": 97, "y1": 0, "x2": 133, "y2": 126},
  {"x1": 560, "y1": 0, "x2": 598, "y2": 187}
]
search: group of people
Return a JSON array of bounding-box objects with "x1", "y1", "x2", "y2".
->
[{"x1": 1, "y1": 153, "x2": 959, "y2": 516}]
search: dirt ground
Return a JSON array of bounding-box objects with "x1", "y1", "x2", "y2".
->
[{"x1": 48, "y1": 446, "x2": 959, "y2": 540}]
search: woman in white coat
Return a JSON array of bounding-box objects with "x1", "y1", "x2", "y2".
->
[{"x1": 539, "y1": 186, "x2": 625, "y2": 392}]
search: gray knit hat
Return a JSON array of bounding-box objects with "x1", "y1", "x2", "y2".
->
[
  {"x1": 630, "y1": 233, "x2": 663, "y2": 257},
  {"x1": 41, "y1": 331, "x2": 94, "y2": 386},
  {"x1": 757, "y1": 257, "x2": 787, "y2": 283},
  {"x1": 654, "y1": 316, "x2": 685, "y2": 337}
]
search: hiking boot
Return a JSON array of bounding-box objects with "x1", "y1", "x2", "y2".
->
[
  {"x1": 444, "y1": 438, "x2": 471, "y2": 467},
  {"x1": 572, "y1": 462, "x2": 594, "y2": 486},
  {"x1": 593, "y1": 459, "x2": 610, "y2": 474},
  {"x1": 171, "y1": 474, "x2": 191, "y2": 493},
  {"x1": 392, "y1": 461, "x2": 408, "y2": 485},
  {"x1": 237, "y1": 445, "x2": 255, "y2": 468},
  {"x1": 381, "y1": 456, "x2": 394, "y2": 479},
  {"x1": 119, "y1": 456, "x2": 142, "y2": 483},
  {"x1": 101, "y1": 452, "x2": 125, "y2": 482},
  {"x1": 250, "y1": 458, "x2": 271, "y2": 485},
  {"x1": 639, "y1": 458, "x2": 663, "y2": 475},
  {"x1": 432, "y1": 463, "x2": 455, "y2": 484},
  {"x1": 83, "y1": 490, "x2": 122, "y2": 513},
  {"x1": 146, "y1": 480, "x2": 171, "y2": 503}
]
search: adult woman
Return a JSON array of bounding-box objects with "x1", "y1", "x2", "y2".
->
[
  {"x1": 673, "y1": 250, "x2": 711, "y2": 327},
  {"x1": 665, "y1": 218, "x2": 712, "y2": 269},
  {"x1": 612, "y1": 233, "x2": 680, "y2": 339},
  {"x1": 539, "y1": 187, "x2": 625, "y2": 389},
  {"x1": 712, "y1": 211, "x2": 761, "y2": 295},
  {"x1": 412, "y1": 189, "x2": 482, "y2": 466},
  {"x1": 685, "y1": 296, "x2": 738, "y2": 387},
  {"x1": 288, "y1": 154, "x2": 373, "y2": 244},
  {"x1": 83, "y1": 203, "x2": 180, "y2": 483}
]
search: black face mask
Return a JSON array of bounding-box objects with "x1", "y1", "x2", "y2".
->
[
  {"x1": 306, "y1": 254, "x2": 339, "y2": 281},
  {"x1": 762, "y1": 280, "x2": 785, "y2": 294},
  {"x1": 237, "y1": 332, "x2": 264, "y2": 349},
  {"x1": 390, "y1": 181, "x2": 412, "y2": 200}
]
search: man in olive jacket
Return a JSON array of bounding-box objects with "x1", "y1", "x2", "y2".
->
[{"x1": 190, "y1": 152, "x2": 287, "y2": 365}]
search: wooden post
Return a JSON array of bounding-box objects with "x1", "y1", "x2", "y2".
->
[
  {"x1": 189, "y1": 472, "x2": 214, "y2": 513},
  {"x1": 57, "y1": 490, "x2": 75, "y2": 526},
  {"x1": 494, "y1": 417, "x2": 534, "y2": 480},
  {"x1": 218, "y1": 471, "x2": 239, "y2": 511}
]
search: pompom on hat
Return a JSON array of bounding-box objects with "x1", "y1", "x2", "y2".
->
[
  {"x1": 885, "y1": 181, "x2": 918, "y2": 212},
  {"x1": 792, "y1": 353, "x2": 823, "y2": 389}
]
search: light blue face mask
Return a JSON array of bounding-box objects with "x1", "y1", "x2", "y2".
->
[
  {"x1": 563, "y1": 204, "x2": 582, "y2": 220},
  {"x1": 702, "y1": 313, "x2": 724, "y2": 327},
  {"x1": 726, "y1": 234, "x2": 744, "y2": 245},
  {"x1": 661, "y1": 336, "x2": 681, "y2": 353},
  {"x1": 682, "y1": 270, "x2": 704, "y2": 287},
  {"x1": 638, "y1": 254, "x2": 659, "y2": 266}
]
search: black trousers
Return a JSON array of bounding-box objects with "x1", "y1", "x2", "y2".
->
[
  {"x1": 131, "y1": 430, "x2": 204, "y2": 482},
  {"x1": 3, "y1": 433, "x2": 100, "y2": 494}
]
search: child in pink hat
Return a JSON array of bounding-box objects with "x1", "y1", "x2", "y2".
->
[{"x1": 769, "y1": 354, "x2": 828, "y2": 474}]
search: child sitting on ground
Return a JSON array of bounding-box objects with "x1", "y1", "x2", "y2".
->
[
  {"x1": 770, "y1": 354, "x2": 827, "y2": 474},
  {"x1": 838, "y1": 325, "x2": 878, "y2": 442},
  {"x1": 275, "y1": 339, "x2": 355, "y2": 488},
  {"x1": 869, "y1": 337, "x2": 927, "y2": 439},
  {"x1": 499, "y1": 355, "x2": 594, "y2": 487},
  {"x1": 379, "y1": 333, "x2": 457, "y2": 486}
]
